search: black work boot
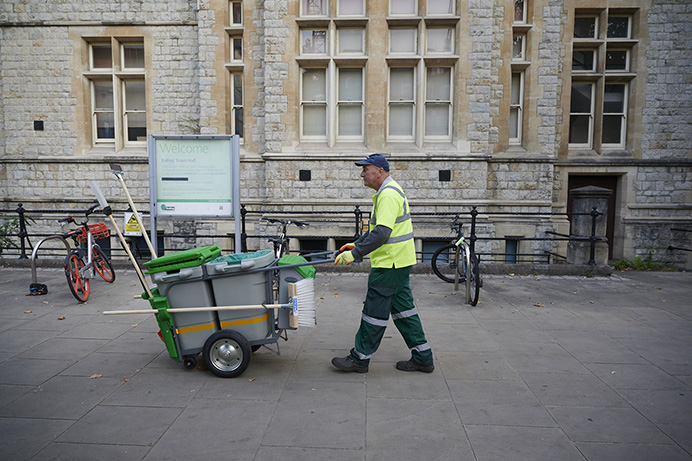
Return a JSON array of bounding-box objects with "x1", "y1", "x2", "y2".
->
[
  {"x1": 396, "y1": 359, "x2": 434, "y2": 373},
  {"x1": 332, "y1": 356, "x2": 368, "y2": 373}
]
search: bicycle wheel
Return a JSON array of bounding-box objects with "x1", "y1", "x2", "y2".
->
[
  {"x1": 92, "y1": 245, "x2": 116, "y2": 283},
  {"x1": 431, "y1": 243, "x2": 464, "y2": 283},
  {"x1": 462, "y1": 244, "x2": 472, "y2": 305},
  {"x1": 65, "y1": 252, "x2": 90, "y2": 302},
  {"x1": 468, "y1": 251, "x2": 481, "y2": 306}
]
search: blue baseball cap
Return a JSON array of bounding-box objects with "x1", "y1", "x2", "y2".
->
[{"x1": 355, "y1": 154, "x2": 390, "y2": 171}]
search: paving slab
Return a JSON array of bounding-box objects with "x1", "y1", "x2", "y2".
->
[{"x1": 0, "y1": 266, "x2": 690, "y2": 460}]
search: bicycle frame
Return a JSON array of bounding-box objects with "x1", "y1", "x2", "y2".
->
[
  {"x1": 262, "y1": 218, "x2": 309, "y2": 259},
  {"x1": 62, "y1": 204, "x2": 116, "y2": 302},
  {"x1": 430, "y1": 214, "x2": 481, "y2": 306}
]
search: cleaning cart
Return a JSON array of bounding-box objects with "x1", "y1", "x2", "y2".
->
[
  {"x1": 91, "y1": 179, "x2": 331, "y2": 379},
  {"x1": 116, "y1": 245, "x2": 328, "y2": 378}
]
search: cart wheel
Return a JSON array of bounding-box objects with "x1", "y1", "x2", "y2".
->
[
  {"x1": 203, "y1": 330, "x2": 251, "y2": 378},
  {"x1": 183, "y1": 355, "x2": 197, "y2": 370}
]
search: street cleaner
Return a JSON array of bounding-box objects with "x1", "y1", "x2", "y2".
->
[{"x1": 332, "y1": 154, "x2": 434, "y2": 373}]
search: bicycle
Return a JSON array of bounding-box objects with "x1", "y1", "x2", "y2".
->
[
  {"x1": 261, "y1": 217, "x2": 309, "y2": 258},
  {"x1": 430, "y1": 214, "x2": 481, "y2": 306},
  {"x1": 60, "y1": 204, "x2": 116, "y2": 302}
]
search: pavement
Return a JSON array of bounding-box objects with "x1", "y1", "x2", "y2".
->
[{"x1": 0, "y1": 264, "x2": 691, "y2": 460}]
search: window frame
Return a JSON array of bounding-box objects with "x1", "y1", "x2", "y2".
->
[
  {"x1": 426, "y1": 27, "x2": 455, "y2": 55},
  {"x1": 90, "y1": 78, "x2": 116, "y2": 145},
  {"x1": 300, "y1": 67, "x2": 329, "y2": 141},
  {"x1": 602, "y1": 82, "x2": 628, "y2": 148},
  {"x1": 513, "y1": 0, "x2": 527, "y2": 24},
  {"x1": 512, "y1": 34, "x2": 526, "y2": 61},
  {"x1": 230, "y1": 72, "x2": 244, "y2": 139},
  {"x1": 424, "y1": 66, "x2": 453, "y2": 141},
  {"x1": 607, "y1": 15, "x2": 631, "y2": 39},
  {"x1": 389, "y1": 0, "x2": 418, "y2": 16},
  {"x1": 572, "y1": 48, "x2": 597, "y2": 72},
  {"x1": 427, "y1": 0, "x2": 455, "y2": 16},
  {"x1": 509, "y1": 71, "x2": 524, "y2": 145},
  {"x1": 301, "y1": 29, "x2": 329, "y2": 55},
  {"x1": 387, "y1": 66, "x2": 417, "y2": 142},
  {"x1": 337, "y1": 0, "x2": 365, "y2": 17},
  {"x1": 86, "y1": 39, "x2": 147, "y2": 149},
  {"x1": 336, "y1": 67, "x2": 365, "y2": 141},
  {"x1": 573, "y1": 15, "x2": 599, "y2": 39},
  {"x1": 121, "y1": 79, "x2": 147, "y2": 144},
  {"x1": 389, "y1": 28, "x2": 418, "y2": 55},
  {"x1": 301, "y1": 0, "x2": 329, "y2": 17},
  {"x1": 337, "y1": 28, "x2": 365, "y2": 55},
  {"x1": 230, "y1": 1, "x2": 243, "y2": 25},
  {"x1": 605, "y1": 48, "x2": 630, "y2": 72},
  {"x1": 568, "y1": 82, "x2": 595, "y2": 149}
]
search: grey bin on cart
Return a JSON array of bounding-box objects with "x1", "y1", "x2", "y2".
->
[
  {"x1": 205, "y1": 250, "x2": 275, "y2": 340},
  {"x1": 150, "y1": 266, "x2": 217, "y2": 352}
]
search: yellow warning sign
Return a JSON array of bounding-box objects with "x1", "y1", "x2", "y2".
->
[{"x1": 124, "y1": 212, "x2": 143, "y2": 236}]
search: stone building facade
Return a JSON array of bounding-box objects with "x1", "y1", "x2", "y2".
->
[{"x1": 1, "y1": 0, "x2": 690, "y2": 268}]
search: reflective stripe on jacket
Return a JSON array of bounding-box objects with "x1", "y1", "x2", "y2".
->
[{"x1": 369, "y1": 177, "x2": 416, "y2": 268}]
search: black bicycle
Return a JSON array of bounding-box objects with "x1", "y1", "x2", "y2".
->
[
  {"x1": 261, "y1": 217, "x2": 310, "y2": 258},
  {"x1": 431, "y1": 214, "x2": 481, "y2": 306}
]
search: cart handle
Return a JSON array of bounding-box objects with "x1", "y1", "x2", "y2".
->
[{"x1": 103, "y1": 302, "x2": 293, "y2": 315}]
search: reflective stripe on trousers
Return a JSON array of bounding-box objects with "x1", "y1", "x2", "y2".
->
[{"x1": 349, "y1": 266, "x2": 433, "y2": 367}]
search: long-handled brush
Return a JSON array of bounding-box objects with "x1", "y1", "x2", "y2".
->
[
  {"x1": 89, "y1": 181, "x2": 153, "y2": 298},
  {"x1": 109, "y1": 163, "x2": 157, "y2": 259}
]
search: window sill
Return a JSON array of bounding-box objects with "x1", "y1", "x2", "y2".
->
[{"x1": 86, "y1": 146, "x2": 147, "y2": 157}]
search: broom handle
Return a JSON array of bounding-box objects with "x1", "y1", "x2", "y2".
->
[
  {"x1": 106, "y1": 213, "x2": 153, "y2": 298},
  {"x1": 104, "y1": 303, "x2": 291, "y2": 315},
  {"x1": 114, "y1": 173, "x2": 156, "y2": 258}
]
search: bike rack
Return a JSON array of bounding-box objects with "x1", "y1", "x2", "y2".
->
[{"x1": 29, "y1": 235, "x2": 72, "y2": 290}]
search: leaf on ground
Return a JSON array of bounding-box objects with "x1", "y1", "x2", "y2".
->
[
  {"x1": 534, "y1": 302, "x2": 545, "y2": 307},
  {"x1": 90, "y1": 374, "x2": 102, "y2": 379}
]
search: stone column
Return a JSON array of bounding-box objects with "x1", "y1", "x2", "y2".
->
[{"x1": 567, "y1": 186, "x2": 611, "y2": 265}]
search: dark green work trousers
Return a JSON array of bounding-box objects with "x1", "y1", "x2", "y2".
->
[{"x1": 349, "y1": 266, "x2": 433, "y2": 367}]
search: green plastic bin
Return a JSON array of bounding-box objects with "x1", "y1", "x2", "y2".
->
[{"x1": 144, "y1": 245, "x2": 222, "y2": 354}]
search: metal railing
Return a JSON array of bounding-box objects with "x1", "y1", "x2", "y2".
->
[{"x1": 1, "y1": 203, "x2": 605, "y2": 265}]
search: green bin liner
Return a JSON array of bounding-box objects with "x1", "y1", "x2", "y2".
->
[
  {"x1": 143, "y1": 245, "x2": 222, "y2": 274},
  {"x1": 278, "y1": 254, "x2": 316, "y2": 279},
  {"x1": 209, "y1": 249, "x2": 274, "y2": 266}
]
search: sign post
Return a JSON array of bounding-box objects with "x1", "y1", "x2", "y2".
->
[{"x1": 148, "y1": 135, "x2": 241, "y2": 255}]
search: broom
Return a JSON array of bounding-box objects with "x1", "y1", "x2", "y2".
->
[{"x1": 295, "y1": 277, "x2": 316, "y2": 326}]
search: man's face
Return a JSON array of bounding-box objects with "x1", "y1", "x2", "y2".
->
[{"x1": 361, "y1": 164, "x2": 384, "y2": 190}]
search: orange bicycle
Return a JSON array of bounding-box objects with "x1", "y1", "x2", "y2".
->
[{"x1": 60, "y1": 204, "x2": 116, "y2": 302}]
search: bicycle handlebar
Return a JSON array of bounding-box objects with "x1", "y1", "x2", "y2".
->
[
  {"x1": 57, "y1": 203, "x2": 101, "y2": 227},
  {"x1": 261, "y1": 218, "x2": 310, "y2": 227}
]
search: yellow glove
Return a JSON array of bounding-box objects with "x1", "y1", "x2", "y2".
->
[
  {"x1": 335, "y1": 250, "x2": 355, "y2": 265},
  {"x1": 339, "y1": 243, "x2": 355, "y2": 252}
]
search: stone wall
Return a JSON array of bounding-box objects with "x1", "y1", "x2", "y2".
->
[
  {"x1": 0, "y1": 27, "x2": 76, "y2": 156},
  {"x1": 0, "y1": 0, "x2": 690, "y2": 268}
]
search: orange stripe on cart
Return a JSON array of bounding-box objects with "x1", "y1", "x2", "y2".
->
[
  {"x1": 176, "y1": 322, "x2": 217, "y2": 335},
  {"x1": 220, "y1": 313, "x2": 269, "y2": 328}
]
